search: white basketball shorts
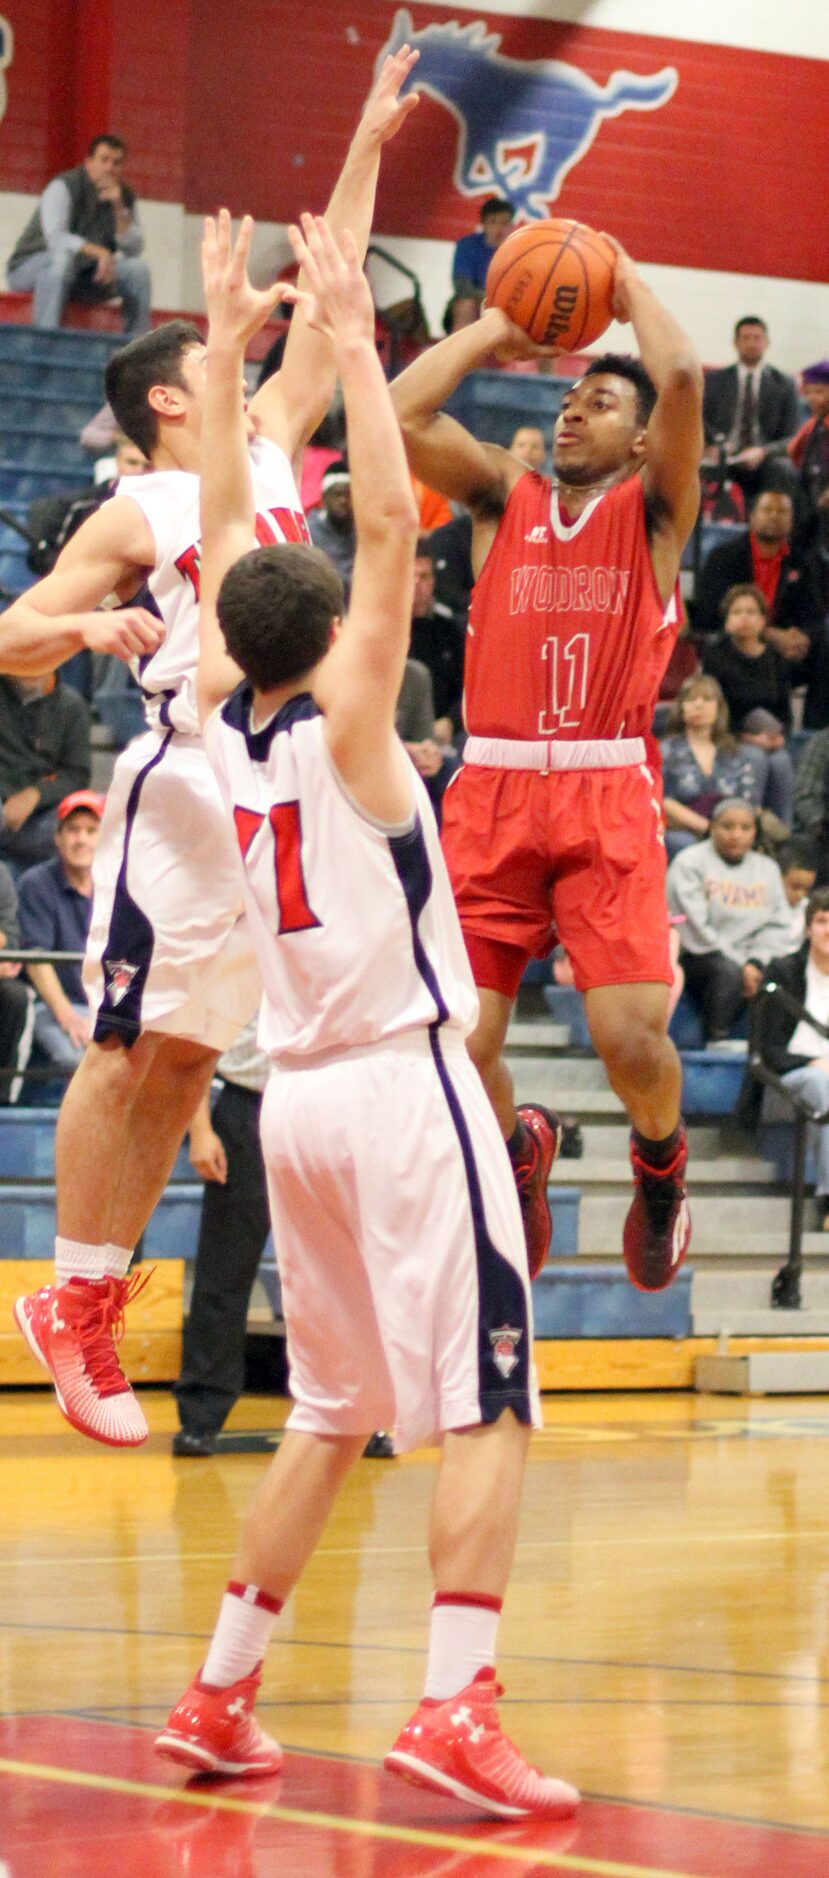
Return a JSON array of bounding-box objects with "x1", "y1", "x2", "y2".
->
[
  {"x1": 260, "y1": 1029, "x2": 541, "y2": 1453},
  {"x1": 84, "y1": 728, "x2": 259, "y2": 1052}
]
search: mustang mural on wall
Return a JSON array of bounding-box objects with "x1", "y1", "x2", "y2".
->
[{"x1": 376, "y1": 8, "x2": 677, "y2": 218}]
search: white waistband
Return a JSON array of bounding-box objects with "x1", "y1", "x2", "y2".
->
[
  {"x1": 463, "y1": 734, "x2": 646, "y2": 772},
  {"x1": 272, "y1": 1027, "x2": 468, "y2": 1072}
]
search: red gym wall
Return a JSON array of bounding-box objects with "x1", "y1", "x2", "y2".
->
[{"x1": 1, "y1": 0, "x2": 827, "y2": 282}]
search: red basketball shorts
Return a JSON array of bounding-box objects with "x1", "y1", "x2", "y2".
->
[{"x1": 441, "y1": 760, "x2": 672, "y2": 1000}]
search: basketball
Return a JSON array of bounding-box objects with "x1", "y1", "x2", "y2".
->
[{"x1": 485, "y1": 218, "x2": 616, "y2": 351}]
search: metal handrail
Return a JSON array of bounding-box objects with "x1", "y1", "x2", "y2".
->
[{"x1": 748, "y1": 978, "x2": 829, "y2": 1307}]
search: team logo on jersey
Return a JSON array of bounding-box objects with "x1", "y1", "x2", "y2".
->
[
  {"x1": 103, "y1": 958, "x2": 139, "y2": 1007},
  {"x1": 376, "y1": 9, "x2": 676, "y2": 218},
  {"x1": 489, "y1": 1324, "x2": 523, "y2": 1379}
]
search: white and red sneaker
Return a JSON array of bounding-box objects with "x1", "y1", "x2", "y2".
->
[
  {"x1": 13, "y1": 1272, "x2": 150, "y2": 1446},
  {"x1": 155, "y1": 1667, "x2": 283, "y2": 1778},
  {"x1": 384, "y1": 1668, "x2": 579, "y2": 1819}
]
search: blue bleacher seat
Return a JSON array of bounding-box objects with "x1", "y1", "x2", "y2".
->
[
  {"x1": 531, "y1": 1261, "x2": 692, "y2": 1337},
  {"x1": 681, "y1": 1049, "x2": 746, "y2": 1115}
]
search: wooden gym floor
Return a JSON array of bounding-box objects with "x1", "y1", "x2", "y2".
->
[{"x1": 2, "y1": 1385, "x2": 829, "y2": 1875}]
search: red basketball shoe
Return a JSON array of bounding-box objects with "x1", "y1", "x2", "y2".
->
[
  {"x1": 155, "y1": 1666, "x2": 283, "y2": 1778},
  {"x1": 13, "y1": 1272, "x2": 150, "y2": 1446},
  {"x1": 623, "y1": 1129, "x2": 691, "y2": 1292},
  {"x1": 384, "y1": 1668, "x2": 579, "y2": 1819},
  {"x1": 514, "y1": 1105, "x2": 561, "y2": 1280}
]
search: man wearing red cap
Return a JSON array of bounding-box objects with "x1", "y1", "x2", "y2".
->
[{"x1": 17, "y1": 792, "x2": 105, "y2": 1072}]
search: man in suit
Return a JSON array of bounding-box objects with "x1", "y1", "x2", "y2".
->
[{"x1": 703, "y1": 316, "x2": 800, "y2": 503}]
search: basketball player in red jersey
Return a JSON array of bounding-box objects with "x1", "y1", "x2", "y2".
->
[{"x1": 391, "y1": 244, "x2": 704, "y2": 1291}]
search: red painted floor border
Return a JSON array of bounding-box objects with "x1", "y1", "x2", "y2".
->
[{"x1": 0, "y1": 1715, "x2": 826, "y2": 1877}]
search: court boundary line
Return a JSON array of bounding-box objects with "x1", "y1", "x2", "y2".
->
[
  {"x1": 1, "y1": 1616, "x2": 828, "y2": 1687},
  {"x1": 0, "y1": 1750, "x2": 773, "y2": 1878}
]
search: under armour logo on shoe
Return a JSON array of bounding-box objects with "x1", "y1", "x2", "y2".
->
[
  {"x1": 451, "y1": 1704, "x2": 473, "y2": 1729},
  {"x1": 226, "y1": 1696, "x2": 246, "y2": 1718}
]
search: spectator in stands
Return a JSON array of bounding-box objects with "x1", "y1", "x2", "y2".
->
[
  {"x1": 6, "y1": 134, "x2": 151, "y2": 342},
  {"x1": 788, "y1": 360, "x2": 829, "y2": 606},
  {"x1": 426, "y1": 509, "x2": 474, "y2": 616},
  {"x1": 16, "y1": 790, "x2": 103, "y2": 1073},
  {"x1": 396, "y1": 658, "x2": 459, "y2": 828},
  {"x1": 174, "y1": 1016, "x2": 272, "y2": 1456},
  {"x1": 509, "y1": 425, "x2": 547, "y2": 472},
  {"x1": 756, "y1": 888, "x2": 829, "y2": 1226},
  {"x1": 452, "y1": 197, "x2": 514, "y2": 294},
  {"x1": 694, "y1": 488, "x2": 829, "y2": 728},
  {"x1": 307, "y1": 460, "x2": 356, "y2": 600},
  {"x1": 442, "y1": 290, "x2": 483, "y2": 334},
  {"x1": 701, "y1": 584, "x2": 794, "y2": 825},
  {"x1": 777, "y1": 839, "x2": 818, "y2": 951},
  {"x1": 667, "y1": 798, "x2": 793, "y2": 1044},
  {"x1": 660, "y1": 674, "x2": 762, "y2": 859},
  {"x1": 27, "y1": 433, "x2": 148, "y2": 579},
  {"x1": 0, "y1": 862, "x2": 34, "y2": 1105},
  {"x1": 409, "y1": 540, "x2": 466, "y2": 742},
  {"x1": 702, "y1": 316, "x2": 800, "y2": 503},
  {"x1": 793, "y1": 728, "x2": 829, "y2": 883},
  {"x1": 0, "y1": 672, "x2": 91, "y2": 871}
]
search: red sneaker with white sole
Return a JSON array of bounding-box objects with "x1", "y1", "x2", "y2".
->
[
  {"x1": 155, "y1": 1666, "x2": 283, "y2": 1778},
  {"x1": 623, "y1": 1129, "x2": 691, "y2": 1292},
  {"x1": 384, "y1": 1668, "x2": 579, "y2": 1819},
  {"x1": 514, "y1": 1105, "x2": 561, "y2": 1281},
  {"x1": 13, "y1": 1272, "x2": 150, "y2": 1447}
]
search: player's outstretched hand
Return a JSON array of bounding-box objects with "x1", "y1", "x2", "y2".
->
[
  {"x1": 202, "y1": 209, "x2": 288, "y2": 350},
  {"x1": 598, "y1": 232, "x2": 639, "y2": 324},
  {"x1": 81, "y1": 606, "x2": 165, "y2": 663},
  {"x1": 355, "y1": 43, "x2": 420, "y2": 149},
  {"x1": 281, "y1": 214, "x2": 374, "y2": 349}
]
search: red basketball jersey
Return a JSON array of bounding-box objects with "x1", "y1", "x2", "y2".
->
[{"x1": 465, "y1": 472, "x2": 678, "y2": 741}]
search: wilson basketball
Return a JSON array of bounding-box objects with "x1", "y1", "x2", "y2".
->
[{"x1": 485, "y1": 219, "x2": 616, "y2": 350}]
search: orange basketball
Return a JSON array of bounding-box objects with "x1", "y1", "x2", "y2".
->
[{"x1": 485, "y1": 218, "x2": 616, "y2": 350}]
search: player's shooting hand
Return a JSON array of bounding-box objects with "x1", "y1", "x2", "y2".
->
[
  {"x1": 82, "y1": 607, "x2": 164, "y2": 663},
  {"x1": 353, "y1": 44, "x2": 420, "y2": 150},
  {"x1": 281, "y1": 215, "x2": 374, "y2": 348},
  {"x1": 482, "y1": 306, "x2": 561, "y2": 364},
  {"x1": 202, "y1": 209, "x2": 287, "y2": 350}
]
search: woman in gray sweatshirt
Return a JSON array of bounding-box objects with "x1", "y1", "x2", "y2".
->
[{"x1": 666, "y1": 798, "x2": 793, "y2": 1043}]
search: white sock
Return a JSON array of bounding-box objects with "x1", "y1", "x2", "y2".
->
[
  {"x1": 54, "y1": 1237, "x2": 132, "y2": 1285},
  {"x1": 201, "y1": 1582, "x2": 283, "y2": 1689},
  {"x1": 423, "y1": 1594, "x2": 502, "y2": 1701}
]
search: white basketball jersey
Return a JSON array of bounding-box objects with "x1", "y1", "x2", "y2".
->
[
  {"x1": 203, "y1": 691, "x2": 479, "y2": 1060},
  {"x1": 119, "y1": 436, "x2": 308, "y2": 735}
]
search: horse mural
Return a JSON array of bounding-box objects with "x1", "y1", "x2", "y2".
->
[{"x1": 376, "y1": 9, "x2": 677, "y2": 218}]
